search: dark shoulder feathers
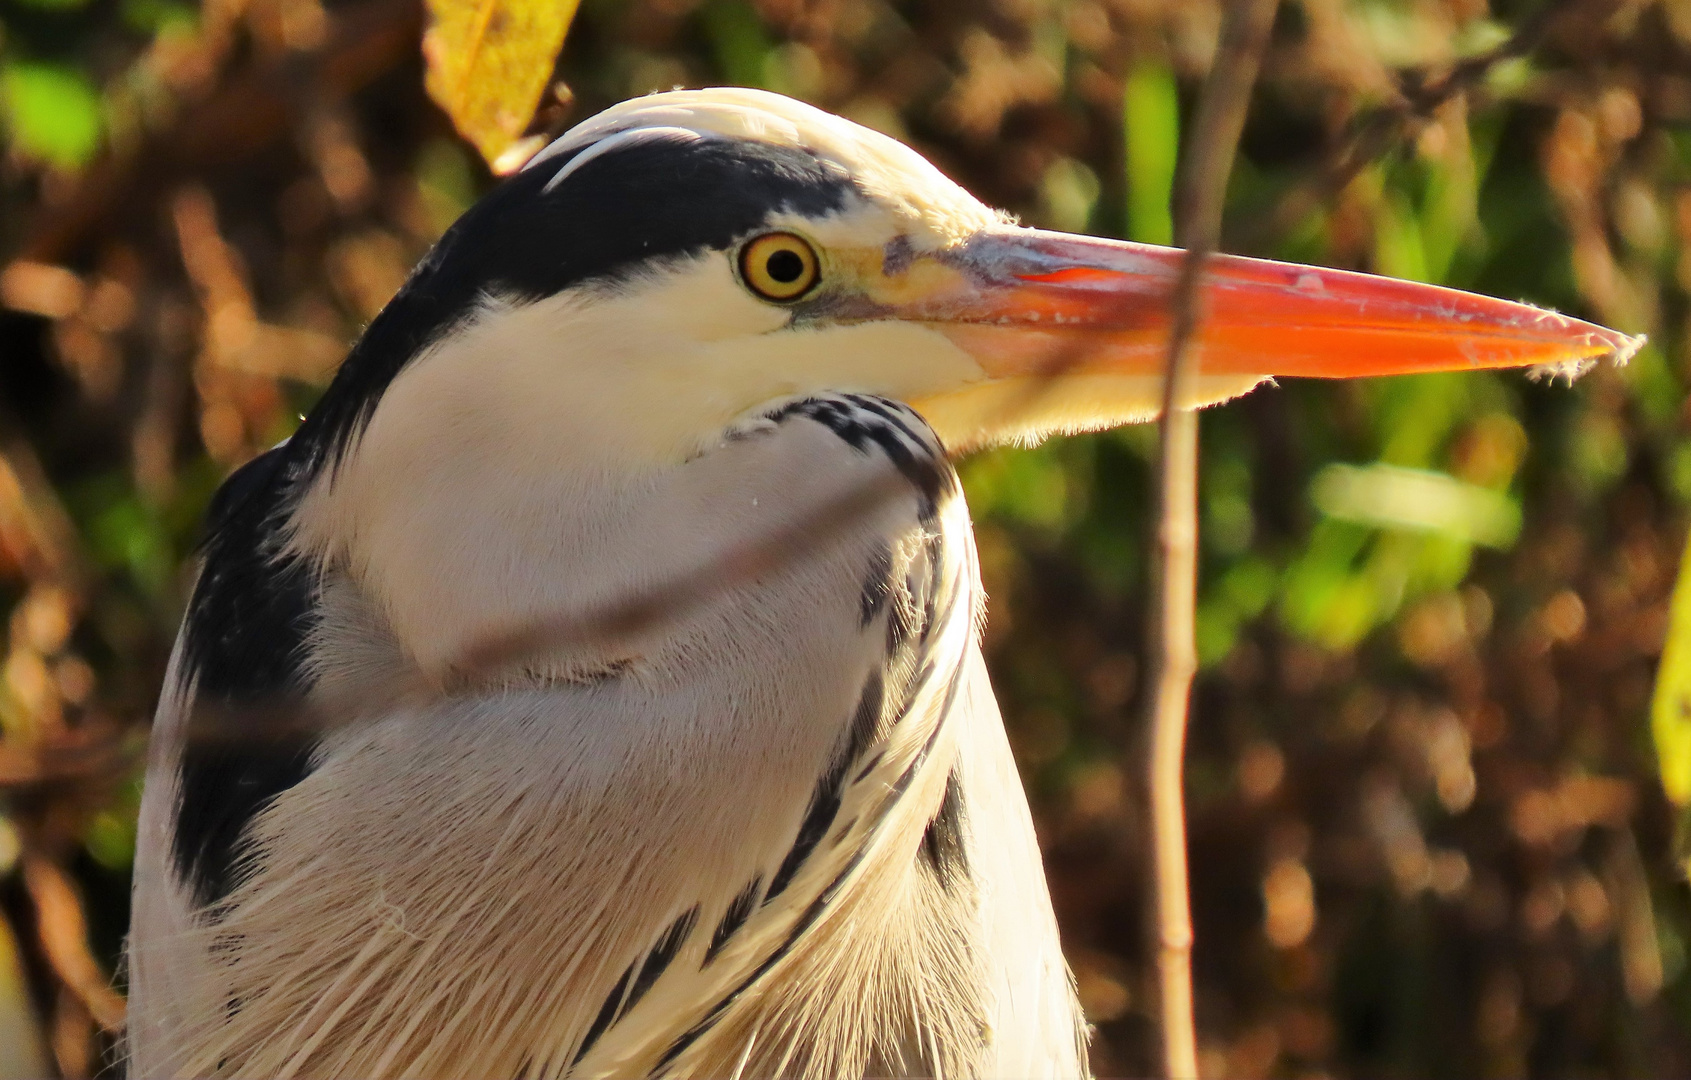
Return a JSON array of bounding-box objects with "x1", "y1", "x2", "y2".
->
[{"x1": 173, "y1": 442, "x2": 318, "y2": 909}]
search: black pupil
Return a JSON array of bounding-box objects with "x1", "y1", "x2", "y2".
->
[{"x1": 765, "y1": 248, "x2": 805, "y2": 284}]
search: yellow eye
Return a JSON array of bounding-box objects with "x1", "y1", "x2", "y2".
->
[{"x1": 739, "y1": 232, "x2": 821, "y2": 302}]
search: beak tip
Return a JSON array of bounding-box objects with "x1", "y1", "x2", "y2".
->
[
  {"x1": 1609, "y1": 330, "x2": 1648, "y2": 365},
  {"x1": 1526, "y1": 328, "x2": 1645, "y2": 385}
]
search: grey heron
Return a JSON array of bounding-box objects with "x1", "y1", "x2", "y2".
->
[{"x1": 125, "y1": 87, "x2": 1640, "y2": 1079}]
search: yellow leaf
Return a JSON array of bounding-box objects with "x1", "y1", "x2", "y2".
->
[
  {"x1": 422, "y1": 0, "x2": 579, "y2": 170},
  {"x1": 1652, "y1": 528, "x2": 1691, "y2": 805}
]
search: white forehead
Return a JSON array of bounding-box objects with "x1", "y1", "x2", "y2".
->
[{"x1": 526, "y1": 88, "x2": 1003, "y2": 246}]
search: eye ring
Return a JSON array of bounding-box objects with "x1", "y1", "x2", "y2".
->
[{"x1": 739, "y1": 232, "x2": 821, "y2": 302}]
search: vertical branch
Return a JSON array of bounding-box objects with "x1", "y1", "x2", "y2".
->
[{"x1": 1145, "y1": 2, "x2": 1278, "y2": 1078}]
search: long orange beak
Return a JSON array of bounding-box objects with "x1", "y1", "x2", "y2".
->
[{"x1": 905, "y1": 227, "x2": 1641, "y2": 381}]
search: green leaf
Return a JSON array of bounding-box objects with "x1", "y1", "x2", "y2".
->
[
  {"x1": 1123, "y1": 61, "x2": 1177, "y2": 246},
  {"x1": 1373, "y1": 187, "x2": 1428, "y2": 283},
  {"x1": 121, "y1": 0, "x2": 198, "y2": 34},
  {"x1": 416, "y1": 137, "x2": 479, "y2": 236},
  {"x1": 0, "y1": 62, "x2": 103, "y2": 169},
  {"x1": 1310, "y1": 463, "x2": 1520, "y2": 548},
  {"x1": 701, "y1": 0, "x2": 773, "y2": 90},
  {"x1": 958, "y1": 443, "x2": 1075, "y2": 533},
  {"x1": 83, "y1": 776, "x2": 142, "y2": 871}
]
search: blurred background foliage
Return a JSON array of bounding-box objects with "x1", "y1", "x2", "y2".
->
[{"x1": 0, "y1": 0, "x2": 1686, "y2": 1075}]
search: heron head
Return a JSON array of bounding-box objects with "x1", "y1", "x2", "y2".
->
[
  {"x1": 298, "y1": 87, "x2": 1641, "y2": 491},
  {"x1": 275, "y1": 87, "x2": 1641, "y2": 673},
  {"x1": 371, "y1": 86, "x2": 1626, "y2": 462}
]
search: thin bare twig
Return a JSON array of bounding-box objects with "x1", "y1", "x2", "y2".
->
[
  {"x1": 0, "y1": 724, "x2": 135, "y2": 787},
  {"x1": 1334, "y1": 0, "x2": 1565, "y2": 176},
  {"x1": 456, "y1": 468, "x2": 920, "y2": 675},
  {"x1": 1249, "y1": 0, "x2": 1571, "y2": 248},
  {"x1": 22, "y1": 855, "x2": 127, "y2": 1035},
  {"x1": 184, "y1": 466, "x2": 918, "y2": 742},
  {"x1": 1145, "y1": 2, "x2": 1278, "y2": 1077}
]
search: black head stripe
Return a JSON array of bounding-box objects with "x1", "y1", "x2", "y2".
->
[{"x1": 291, "y1": 135, "x2": 857, "y2": 483}]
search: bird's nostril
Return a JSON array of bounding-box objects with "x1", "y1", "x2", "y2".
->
[{"x1": 766, "y1": 250, "x2": 805, "y2": 283}]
